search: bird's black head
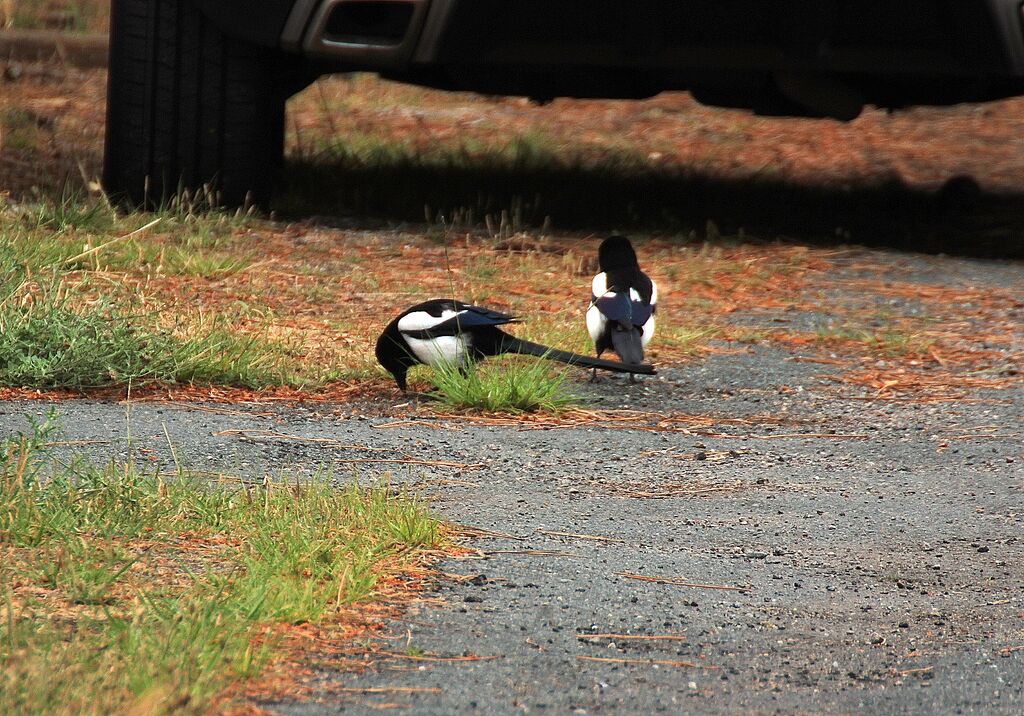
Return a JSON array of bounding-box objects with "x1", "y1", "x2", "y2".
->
[
  {"x1": 375, "y1": 322, "x2": 414, "y2": 392},
  {"x1": 598, "y1": 236, "x2": 639, "y2": 271}
]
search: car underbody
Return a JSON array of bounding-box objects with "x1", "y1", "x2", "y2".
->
[
  {"x1": 103, "y1": 0, "x2": 1024, "y2": 206},
  {"x1": 205, "y1": 0, "x2": 1024, "y2": 119}
]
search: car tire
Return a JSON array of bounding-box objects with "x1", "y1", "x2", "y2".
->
[{"x1": 103, "y1": 0, "x2": 290, "y2": 209}]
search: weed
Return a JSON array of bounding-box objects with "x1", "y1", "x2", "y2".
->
[
  {"x1": 0, "y1": 277, "x2": 296, "y2": 389},
  {"x1": 4, "y1": 0, "x2": 109, "y2": 32},
  {"x1": 427, "y1": 357, "x2": 577, "y2": 413},
  {"x1": 1, "y1": 108, "x2": 44, "y2": 152},
  {"x1": 28, "y1": 188, "x2": 116, "y2": 235}
]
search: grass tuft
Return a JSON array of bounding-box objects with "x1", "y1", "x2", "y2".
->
[
  {"x1": 28, "y1": 188, "x2": 116, "y2": 235},
  {"x1": 427, "y1": 357, "x2": 577, "y2": 413},
  {"x1": 0, "y1": 278, "x2": 296, "y2": 389},
  {"x1": 0, "y1": 414, "x2": 442, "y2": 714}
]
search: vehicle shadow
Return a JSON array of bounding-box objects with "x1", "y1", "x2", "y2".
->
[{"x1": 279, "y1": 157, "x2": 1024, "y2": 260}]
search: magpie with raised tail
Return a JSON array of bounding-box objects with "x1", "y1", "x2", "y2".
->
[
  {"x1": 586, "y1": 236, "x2": 657, "y2": 380},
  {"x1": 376, "y1": 298, "x2": 656, "y2": 392}
]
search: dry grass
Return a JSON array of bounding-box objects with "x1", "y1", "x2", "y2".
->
[
  {"x1": 0, "y1": 60, "x2": 1020, "y2": 402},
  {"x1": 1, "y1": 188, "x2": 1020, "y2": 404}
]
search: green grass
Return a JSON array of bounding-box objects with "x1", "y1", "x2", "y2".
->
[
  {"x1": 2, "y1": 0, "x2": 109, "y2": 33},
  {"x1": 0, "y1": 277, "x2": 296, "y2": 389},
  {"x1": 0, "y1": 414, "x2": 441, "y2": 714},
  {"x1": 0, "y1": 193, "x2": 305, "y2": 390},
  {"x1": 2, "y1": 192, "x2": 256, "y2": 276},
  {"x1": 0, "y1": 108, "x2": 45, "y2": 152},
  {"x1": 427, "y1": 357, "x2": 578, "y2": 413}
]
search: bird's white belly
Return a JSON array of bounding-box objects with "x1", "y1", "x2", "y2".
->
[
  {"x1": 404, "y1": 334, "x2": 468, "y2": 366},
  {"x1": 641, "y1": 314, "x2": 655, "y2": 347},
  {"x1": 586, "y1": 304, "x2": 606, "y2": 342}
]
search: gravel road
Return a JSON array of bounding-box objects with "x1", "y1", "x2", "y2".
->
[{"x1": 2, "y1": 249, "x2": 1021, "y2": 715}]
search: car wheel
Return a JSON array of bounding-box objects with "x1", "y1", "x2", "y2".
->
[{"x1": 103, "y1": 0, "x2": 291, "y2": 209}]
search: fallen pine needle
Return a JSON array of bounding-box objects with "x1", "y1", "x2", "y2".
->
[
  {"x1": 946, "y1": 434, "x2": 1021, "y2": 441},
  {"x1": 537, "y1": 529, "x2": 624, "y2": 544},
  {"x1": 333, "y1": 457, "x2": 483, "y2": 470},
  {"x1": 576, "y1": 655, "x2": 700, "y2": 668},
  {"x1": 451, "y1": 526, "x2": 526, "y2": 541},
  {"x1": 334, "y1": 687, "x2": 442, "y2": 694},
  {"x1": 162, "y1": 402, "x2": 276, "y2": 417},
  {"x1": 898, "y1": 666, "x2": 934, "y2": 676},
  {"x1": 213, "y1": 429, "x2": 391, "y2": 451},
  {"x1": 413, "y1": 478, "x2": 480, "y2": 488},
  {"x1": 743, "y1": 432, "x2": 868, "y2": 440},
  {"x1": 61, "y1": 217, "x2": 161, "y2": 265},
  {"x1": 374, "y1": 420, "x2": 461, "y2": 431},
  {"x1": 617, "y1": 572, "x2": 747, "y2": 591},
  {"x1": 485, "y1": 549, "x2": 578, "y2": 557},
  {"x1": 577, "y1": 633, "x2": 686, "y2": 642},
  {"x1": 790, "y1": 355, "x2": 850, "y2": 366},
  {"x1": 377, "y1": 651, "x2": 501, "y2": 662}
]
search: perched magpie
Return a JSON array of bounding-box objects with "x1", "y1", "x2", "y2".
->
[
  {"x1": 586, "y1": 236, "x2": 657, "y2": 378},
  {"x1": 376, "y1": 298, "x2": 656, "y2": 391}
]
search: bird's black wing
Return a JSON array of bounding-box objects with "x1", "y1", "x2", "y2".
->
[
  {"x1": 630, "y1": 300, "x2": 653, "y2": 327},
  {"x1": 594, "y1": 292, "x2": 633, "y2": 324},
  {"x1": 626, "y1": 272, "x2": 655, "y2": 325},
  {"x1": 633, "y1": 272, "x2": 655, "y2": 305},
  {"x1": 409, "y1": 304, "x2": 517, "y2": 337}
]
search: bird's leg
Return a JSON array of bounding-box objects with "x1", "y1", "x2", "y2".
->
[
  {"x1": 589, "y1": 367, "x2": 600, "y2": 383},
  {"x1": 629, "y1": 373, "x2": 638, "y2": 385}
]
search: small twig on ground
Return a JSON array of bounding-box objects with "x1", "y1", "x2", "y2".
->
[
  {"x1": 616, "y1": 572, "x2": 748, "y2": 591},
  {"x1": 411, "y1": 478, "x2": 480, "y2": 488},
  {"x1": 213, "y1": 429, "x2": 391, "y2": 451},
  {"x1": 537, "y1": 529, "x2": 624, "y2": 544},
  {"x1": 743, "y1": 432, "x2": 869, "y2": 440},
  {"x1": 485, "y1": 549, "x2": 579, "y2": 557},
  {"x1": 333, "y1": 458, "x2": 484, "y2": 470},
  {"x1": 374, "y1": 420, "x2": 462, "y2": 431},
  {"x1": 577, "y1": 633, "x2": 687, "y2": 641},
  {"x1": 576, "y1": 656, "x2": 701, "y2": 668},
  {"x1": 156, "y1": 402, "x2": 277, "y2": 418},
  {"x1": 377, "y1": 651, "x2": 501, "y2": 663},
  {"x1": 450, "y1": 526, "x2": 527, "y2": 541},
  {"x1": 334, "y1": 687, "x2": 442, "y2": 694}
]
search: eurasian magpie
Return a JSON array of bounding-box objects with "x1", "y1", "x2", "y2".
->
[
  {"x1": 376, "y1": 298, "x2": 656, "y2": 392},
  {"x1": 586, "y1": 236, "x2": 657, "y2": 378}
]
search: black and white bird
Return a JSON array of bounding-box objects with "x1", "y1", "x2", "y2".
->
[
  {"x1": 586, "y1": 236, "x2": 657, "y2": 378},
  {"x1": 376, "y1": 298, "x2": 656, "y2": 391}
]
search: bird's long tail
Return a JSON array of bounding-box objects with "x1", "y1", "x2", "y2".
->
[
  {"x1": 610, "y1": 325, "x2": 645, "y2": 365},
  {"x1": 498, "y1": 334, "x2": 656, "y2": 375}
]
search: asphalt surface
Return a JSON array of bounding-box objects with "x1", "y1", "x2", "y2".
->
[{"x1": 2, "y1": 250, "x2": 1022, "y2": 715}]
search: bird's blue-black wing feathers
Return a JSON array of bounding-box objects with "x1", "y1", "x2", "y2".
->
[
  {"x1": 595, "y1": 293, "x2": 633, "y2": 323},
  {"x1": 595, "y1": 293, "x2": 652, "y2": 329},
  {"x1": 630, "y1": 301, "x2": 653, "y2": 327},
  {"x1": 427, "y1": 304, "x2": 517, "y2": 335}
]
